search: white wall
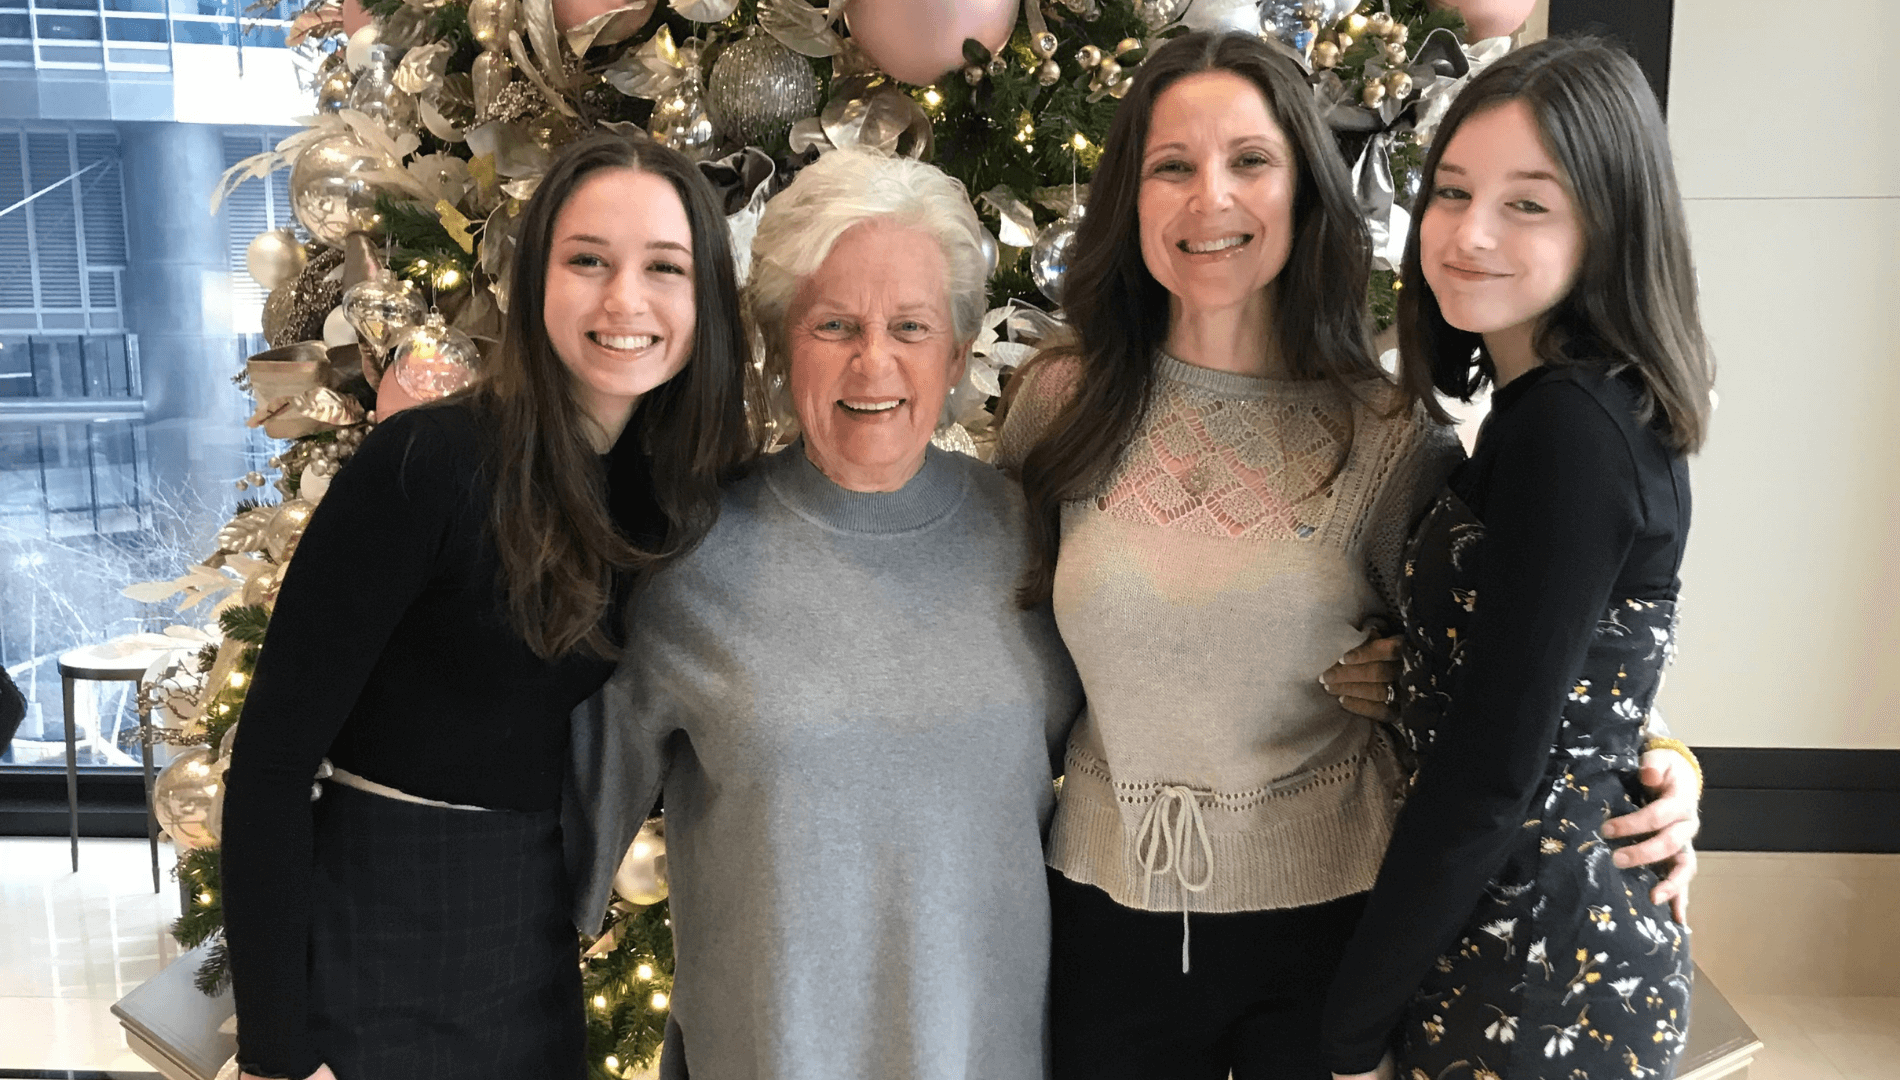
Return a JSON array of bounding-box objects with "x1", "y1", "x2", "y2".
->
[{"x1": 1663, "y1": 0, "x2": 1900, "y2": 748}]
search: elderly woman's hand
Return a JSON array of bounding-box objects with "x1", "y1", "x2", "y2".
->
[
  {"x1": 1603, "y1": 749, "x2": 1701, "y2": 923},
  {"x1": 1321, "y1": 635, "x2": 1401, "y2": 722}
]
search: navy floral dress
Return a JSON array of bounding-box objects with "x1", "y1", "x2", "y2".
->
[
  {"x1": 1389, "y1": 489, "x2": 1692, "y2": 1080},
  {"x1": 1321, "y1": 367, "x2": 1696, "y2": 1080}
]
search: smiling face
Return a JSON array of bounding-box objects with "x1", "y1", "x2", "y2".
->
[
  {"x1": 1136, "y1": 70, "x2": 1299, "y2": 317},
  {"x1": 542, "y1": 167, "x2": 697, "y2": 440},
  {"x1": 785, "y1": 218, "x2": 966, "y2": 492},
  {"x1": 1419, "y1": 99, "x2": 1586, "y2": 379}
]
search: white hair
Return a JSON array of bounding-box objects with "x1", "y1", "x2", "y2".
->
[{"x1": 747, "y1": 148, "x2": 990, "y2": 393}]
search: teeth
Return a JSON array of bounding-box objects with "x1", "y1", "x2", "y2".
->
[
  {"x1": 594, "y1": 333, "x2": 658, "y2": 350},
  {"x1": 1182, "y1": 234, "x2": 1249, "y2": 254},
  {"x1": 840, "y1": 399, "x2": 900, "y2": 413}
]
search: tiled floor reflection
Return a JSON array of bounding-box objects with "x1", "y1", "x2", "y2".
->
[
  {"x1": 1, "y1": 837, "x2": 177, "y2": 1074},
  {"x1": 1731, "y1": 995, "x2": 1900, "y2": 1080}
]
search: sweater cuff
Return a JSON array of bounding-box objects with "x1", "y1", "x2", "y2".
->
[{"x1": 237, "y1": 1045, "x2": 323, "y2": 1080}]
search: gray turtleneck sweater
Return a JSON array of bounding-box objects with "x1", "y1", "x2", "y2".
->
[{"x1": 566, "y1": 441, "x2": 1084, "y2": 1080}]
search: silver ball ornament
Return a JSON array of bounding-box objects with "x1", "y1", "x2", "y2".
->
[
  {"x1": 315, "y1": 65, "x2": 355, "y2": 113},
  {"x1": 289, "y1": 133, "x2": 386, "y2": 247},
  {"x1": 347, "y1": 45, "x2": 419, "y2": 139},
  {"x1": 1031, "y1": 205, "x2": 1084, "y2": 306},
  {"x1": 613, "y1": 817, "x2": 668, "y2": 906},
  {"x1": 705, "y1": 32, "x2": 820, "y2": 148},
  {"x1": 246, "y1": 229, "x2": 307, "y2": 291},
  {"x1": 342, "y1": 274, "x2": 426, "y2": 355},
  {"x1": 152, "y1": 747, "x2": 223, "y2": 850},
  {"x1": 976, "y1": 226, "x2": 999, "y2": 276},
  {"x1": 648, "y1": 82, "x2": 715, "y2": 161},
  {"x1": 386, "y1": 311, "x2": 481, "y2": 401},
  {"x1": 1179, "y1": 0, "x2": 1264, "y2": 34},
  {"x1": 963, "y1": 63, "x2": 985, "y2": 85}
]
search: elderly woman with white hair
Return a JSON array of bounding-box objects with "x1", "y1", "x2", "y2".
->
[{"x1": 566, "y1": 147, "x2": 1084, "y2": 1080}]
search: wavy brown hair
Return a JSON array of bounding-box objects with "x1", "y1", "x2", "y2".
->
[
  {"x1": 1398, "y1": 37, "x2": 1715, "y2": 453},
  {"x1": 1015, "y1": 30, "x2": 1381, "y2": 607},
  {"x1": 468, "y1": 133, "x2": 755, "y2": 660}
]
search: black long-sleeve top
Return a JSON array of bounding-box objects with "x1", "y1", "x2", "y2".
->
[
  {"x1": 220, "y1": 402, "x2": 661, "y2": 1079},
  {"x1": 1321, "y1": 365, "x2": 1691, "y2": 1073}
]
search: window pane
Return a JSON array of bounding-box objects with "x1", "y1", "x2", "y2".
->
[
  {"x1": 0, "y1": 13, "x2": 28, "y2": 36},
  {"x1": 171, "y1": 18, "x2": 227, "y2": 44},
  {"x1": 35, "y1": 13, "x2": 101, "y2": 38},
  {"x1": 104, "y1": 14, "x2": 164, "y2": 40}
]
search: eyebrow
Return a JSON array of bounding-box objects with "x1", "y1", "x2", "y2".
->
[
  {"x1": 1145, "y1": 135, "x2": 1284, "y2": 156},
  {"x1": 1435, "y1": 162, "x2": 1562, "y2": 183},
  {"x1": 561, "y1": 233, "x2": 693, "y2": 254}
]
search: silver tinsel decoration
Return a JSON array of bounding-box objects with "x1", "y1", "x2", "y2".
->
[{"x1": 705, "y1": 32, "x2": 819, "y2": 148}]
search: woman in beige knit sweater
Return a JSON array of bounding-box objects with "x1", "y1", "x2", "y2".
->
[{"x1": 996, "y1": 31, "x2": 1700, "y2": 1080}]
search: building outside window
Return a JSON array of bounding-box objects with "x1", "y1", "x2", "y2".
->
[{"x1": 0, "y1": 22, "x2": 306, "y2": 772}]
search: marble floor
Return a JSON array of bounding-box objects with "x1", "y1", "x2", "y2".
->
[
  {"x1": 1, "y1": 837, "x2": 1894, "y2": 1079},
  {"x1": 2, "y1": 836, "x2": 177, "y2": 1077}
]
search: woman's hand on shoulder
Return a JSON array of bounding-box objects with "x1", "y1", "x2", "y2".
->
[
  {"x1": 1321, "y1": 635, "x2": 1401, "y2": 722},
  {"x1": 1602, "y1": 749, "x2": 1701, "y2": 924}
]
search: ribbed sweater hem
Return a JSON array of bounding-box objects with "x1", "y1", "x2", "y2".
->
[{"x1": 1045, "y1": 731, "x2": 1404, "y2": 913}]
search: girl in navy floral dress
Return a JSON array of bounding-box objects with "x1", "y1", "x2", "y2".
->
[{"x1": 1321, "y1": 38, "x2": 1717, "y2": 1080}]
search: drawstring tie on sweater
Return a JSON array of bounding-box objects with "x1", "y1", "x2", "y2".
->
[{"x1": 1133, "y1": 785, "x2": 1214, "y2": 973}]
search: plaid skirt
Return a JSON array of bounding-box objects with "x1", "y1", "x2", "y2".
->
[{"x1": 307, "y1": 781, "x2": 585, "y2": 1080}]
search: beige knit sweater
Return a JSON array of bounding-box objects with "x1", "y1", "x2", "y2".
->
[{"x1": 998, "y1": 353, "x2": 1461, "y2": 914}]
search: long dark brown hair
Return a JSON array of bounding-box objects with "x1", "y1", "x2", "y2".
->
[
  {"x1": 469, "y1": 133, "x2": 755, "y2": 660},
  {"x1": 1398, "y1": 36, "x2": 1715, "y2": 453},
  {"x1": 1015, "y1": 30, "x2": 1381, "y2": 606}
]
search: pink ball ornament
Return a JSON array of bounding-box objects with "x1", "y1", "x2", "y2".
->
[
  {"x1": 1430, "y1": 0, "x2": 1537, "y2": 41},
  {"x1": 846, "y1": 0, "x2": 1019, "y2": 86},
  {"x1": 339, "y1": 0, "x2": 372, "y2": 37},
  {"x1": 552, "y1": 0, "x2": 628, "y2": 32}
]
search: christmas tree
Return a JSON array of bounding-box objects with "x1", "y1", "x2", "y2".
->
[{"x1": 134, "y1": 1, "x2": 1505, "y2": 1073}]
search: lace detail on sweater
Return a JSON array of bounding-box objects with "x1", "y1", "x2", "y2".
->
[
  {"x1": 1098, "y1": 380, "x2": 1351, "y2": 542},
  {"x1": 999, "y1": 352, "x2": 1454, "y2": 569}
]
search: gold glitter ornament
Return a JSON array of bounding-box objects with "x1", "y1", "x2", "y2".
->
[
  {"x1": 1036, "y1": 58, "x2": 1061, "y2": 86},
  {"x1": 264, "y1": 499, "x2": 317, "y2": 563},
  {"x1": 1361, "y1": 80, "x2": 1386, "y2": 107},
  {"x1": 1031, "y1": 31, "x2": 1057, "y2": 59},
  {"x1": 1312, "y1": 40, "x2": 1340, "y2": 68},
  {"x1": 962, "y1": 63, "x2": 984, "y2": 85},
  {"x1": 1076, "y1": 44, "x2": 1102, "y2": 68},
  {"x1": 704, "y1": 31, "x2": 819, "y2": 147}
]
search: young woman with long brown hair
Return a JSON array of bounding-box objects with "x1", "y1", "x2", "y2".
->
[
  {"x1": 1323, "y1": 38, "x2": 1714, "y2": 1080},
  {"x1": 220, "y1": 134, "x2": 755, "y2": 1080}
]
